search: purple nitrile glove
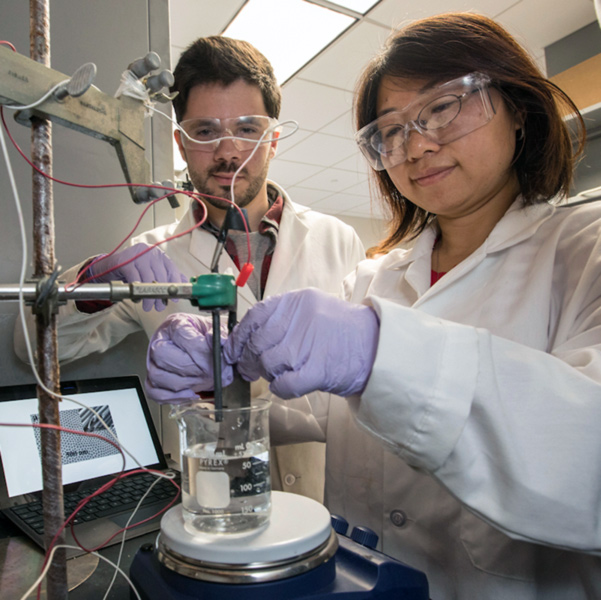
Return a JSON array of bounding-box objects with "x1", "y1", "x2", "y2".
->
[
  {"x1": 145, "y1": 313, "x2": 234, "y2": 404},
  {"x1": 224, "y1": 288, "x2": 380, "y2": 399},
  {"x1": 87, "y1": 242, "x2": 187, "y2": 312}
]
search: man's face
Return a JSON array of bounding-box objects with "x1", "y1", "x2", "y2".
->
[{"x1": 175, "y1": 80, "x2": 278, "y2": 211}]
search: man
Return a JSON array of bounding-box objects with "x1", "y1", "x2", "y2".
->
[{"x1": 14, "y1": 36, "x2": 364, "y2": 501}]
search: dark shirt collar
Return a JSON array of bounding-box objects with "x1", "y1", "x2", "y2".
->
[{"x1": 193, "y1": 183, "x2": 283, "y2": 234}]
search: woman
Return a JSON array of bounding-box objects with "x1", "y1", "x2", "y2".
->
[{"x1": 146, "y1": 13, "x2": 601, "y2": 598}]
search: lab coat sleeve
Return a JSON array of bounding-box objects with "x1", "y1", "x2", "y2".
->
[
  {"x1": 13, "y1": 261, "x2": 143, "y2": 365},
  {"x1": 351, "y1": 294, "x2": 601, "y2": 553}
]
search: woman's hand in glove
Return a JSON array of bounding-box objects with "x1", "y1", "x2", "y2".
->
[{"x1": 224, "y1": 288, "x2": 379, "y2": 399}]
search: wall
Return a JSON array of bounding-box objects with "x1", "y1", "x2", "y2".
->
[
  {"x1": 545, "y1": 20, "x2": 601, "y2": 197},
  {"x1": 545, "y1": 21, "x2": 601, "y2": 78},
  {"x1": 337, "y1": 214, "x2": 387, "y2": 252},
  {"x1": 0, "y1": 0, "x2": 173, "y2": 436}
]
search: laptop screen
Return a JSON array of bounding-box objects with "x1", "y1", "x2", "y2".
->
[{"x1": 0, "y1": 376, "x2": 166, "y2": 498}]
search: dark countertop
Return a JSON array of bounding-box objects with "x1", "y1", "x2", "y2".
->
[{"x1": 0, "y1": 512, "x2": 158, "y2": 598}]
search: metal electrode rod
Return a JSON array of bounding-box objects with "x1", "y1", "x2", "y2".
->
[
  {"x1": 30, "y1": 0, "x2": 68, "y2": 597},
  {"x1": 207, "y1": 204, "x2": 238, "y2": 420},
  {"x1": 212, "y1": 309, "x2": 223, "y2": 421}
]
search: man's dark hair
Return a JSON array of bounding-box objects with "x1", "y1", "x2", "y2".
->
[{"x1": 171, "y1": 36, "x2": 281, "y2": 122}]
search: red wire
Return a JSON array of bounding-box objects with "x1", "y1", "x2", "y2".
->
[
  {"x1": 0, "y1": 420, "x2": 180, "y2": 598},
  {"x1": 0, "y1": 105, "x2": 253, "y2": 280},
  {"x1": 0, "y1": 42, "x2": 234, "y2": 259},
  {"x1": 1, "y1": 105, "x2": 198, "y2": 196},
  {"x1": 71, "y1": 204, "x2": 210, "y2": 288},
  {"x1": 69, "y1": 467, "x2": 180, "y2": 553},
  {"x1": 0, "y1": 421, "x2": 123, "y2": 596},
  {"x1": 66, "y1": 193, "x2": 207, "y2": 289}
]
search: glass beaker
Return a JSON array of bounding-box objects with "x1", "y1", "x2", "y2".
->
[{"x1": 171, "y1": 399, "x2": 271, "y2": 534}]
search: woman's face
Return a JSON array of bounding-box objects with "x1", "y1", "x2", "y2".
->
[{"x1": 376, "y1": 76, "x2": 521, "y2": 223}]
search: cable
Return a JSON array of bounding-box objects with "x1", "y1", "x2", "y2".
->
[
  {"x1": 69, "y1": 468, "x2": 179, "y2": 553},
  {"x1": 69, "y1": 198, "x2": 209, "y2": 288},
  {"x1": 225, "y1": 120, "x2": 298, "y2": 270},
  {"x1": 65, "y1": 191, "x2": 198, "y2": 289},
  {"x1": 214, "y1": 123, "x2": 284, "y2": 284},
  {"x1": 1, "y1": 104, "x2": 199, "y2": 195},
  {"x1": 20, "y1": 544, "x2": 142, "y2": 600},
  {"x1": 150, "y1": 104, "x2": 299, "y2": 272},
  {"x1": 0, "y1": 102, "x2": 232, "y2": 219},
  {"x1": 1, "y1": 111, "x2": 177, "y2": 600},
  {"x1": 1, "y1": 105, "x2": 253, "y2": 281},
  {"x1": 68, "y1": 468, "x2": 178, "y2": 600},
  {"x1": 1, "y1": 93, "x2": 297, "y2": 283},
  {"x1": 3, "y1": 78, "x2": 71, "y2": 111},
  {"x1": 1, "y1": 423, "x2": 178, "y2": 600},
  {"x1": 3, "y1": 426, "x2": 173, "y2": 564},
  {"x1": 1, "y1": 41, "x2": 179, "y2": 599},
  {"x1": 100, "y1": 471, "x2": 174, "y2": 600}
]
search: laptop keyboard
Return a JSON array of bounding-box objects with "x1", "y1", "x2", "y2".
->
[{"x1": 9, "y1": 472, "x2": 179, "y2": 535}]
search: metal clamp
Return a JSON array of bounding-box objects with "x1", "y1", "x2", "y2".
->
[{"x1": 30, "y1": 268, "x2": 66, "y2": 326}]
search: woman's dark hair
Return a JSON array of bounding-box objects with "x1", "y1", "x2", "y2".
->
[
  {"x1": 171, "y1": 36, "x2": 281, "y2": 122},
  {"x1": 355, "y1": 12, "x2": 586, "y2": 251}
]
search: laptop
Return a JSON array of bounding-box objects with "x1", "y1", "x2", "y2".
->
[{"x1": 0, "y1": 375, "x2": 180, "y2": 558}]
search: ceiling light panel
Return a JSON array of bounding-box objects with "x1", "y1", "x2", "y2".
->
[
  {"x1": 223, "y1": 0, "x2": 356, "y2": 83},
  {"x1": 323, "y1": 0, "x2": 380, "y2": 14}
]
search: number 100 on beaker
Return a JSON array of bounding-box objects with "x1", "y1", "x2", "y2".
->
[{"x1": 171, "y1": 399, "x2": 271, "y2": 534}]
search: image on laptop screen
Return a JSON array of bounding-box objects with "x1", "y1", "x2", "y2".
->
[{"x1": 0, "y1": 376, "x2": 166, "y2": 499}]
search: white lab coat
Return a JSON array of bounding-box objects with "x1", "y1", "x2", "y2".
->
[
  {"x1": 13, "y1": 183, "x2": 365, "y2": 501},
  {"x1": 269, "y1": 198, "x2": 601, "y2": 599}
]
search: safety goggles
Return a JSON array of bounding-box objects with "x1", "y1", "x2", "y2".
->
[
  {"x1": 178, "y1": 115, "x2": 281, "y2": 152},
  {"x1": 355, "y1": 72, "x2": 495, "y2": 171}
]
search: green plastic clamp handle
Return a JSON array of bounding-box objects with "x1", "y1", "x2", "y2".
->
[{"x1": 189, "y1": 273, "x2": 236, "y2": 309}]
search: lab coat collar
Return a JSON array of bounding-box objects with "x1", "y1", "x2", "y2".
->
[
  {"x1": 177, "y1": 180, "x2": 306, "y2": 304},
  {"x1": 485, "y1": 198, "x2": 555, "y2": 251},
  {"x1": 383, "y1": 197, "x2": 556, "y2": 295},
  {"x1": 263, "y1": 181, "x2": 310, "y2": 297},
  {"x1": 386, "y1": 197, "x2": 555, "y2": 270}
]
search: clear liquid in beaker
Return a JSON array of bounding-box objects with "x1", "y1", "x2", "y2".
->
[{"x1": 182, "y1": 440, "x2": 271, "y2": 534}]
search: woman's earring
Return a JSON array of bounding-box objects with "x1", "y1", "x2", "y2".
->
[{"x1": 517, "y1": 128, "x2": 524, "y2": 141}]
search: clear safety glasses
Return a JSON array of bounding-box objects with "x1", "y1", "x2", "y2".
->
[
  {"x1": 355, "y1": 72, "x2": 496, "y2": 171},
  {"x1": 178, "y1": 115, "x2": 283, "y2": 152}
]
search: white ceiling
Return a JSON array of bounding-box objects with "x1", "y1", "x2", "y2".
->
[{"x1": 169, "y1": 0, "x2": 598, "y2": 220}]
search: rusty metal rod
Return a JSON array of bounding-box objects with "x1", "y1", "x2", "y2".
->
[{"x1": 30, "y1": 0, "x2": 68, "y2": 597}]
